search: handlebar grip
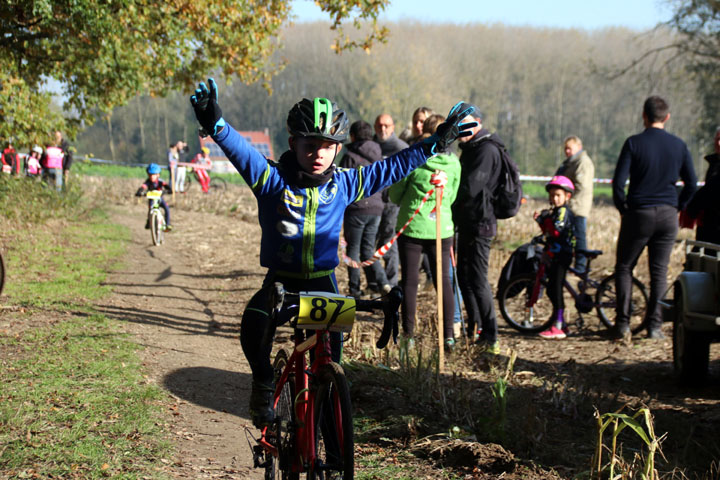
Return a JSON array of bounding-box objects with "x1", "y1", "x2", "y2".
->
[{"x1": 376, "y1": 286, "x2": 403, "y2": 349}]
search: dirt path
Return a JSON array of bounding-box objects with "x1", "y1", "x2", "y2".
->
[{"x1": 96, "y1": 203, "x2": 265, "y2": 479}]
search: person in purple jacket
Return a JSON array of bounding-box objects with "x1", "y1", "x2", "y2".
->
[{"x1": 190, "y1": 78, "x2": 476, "y2": 427}]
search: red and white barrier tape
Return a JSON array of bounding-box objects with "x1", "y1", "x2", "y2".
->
[{"x1": 341, "y1": 187, "x2": 437, "y2": 268}]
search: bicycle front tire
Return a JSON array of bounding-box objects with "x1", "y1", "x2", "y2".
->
[
  {"x1": 498, "y1": 273, "x2": 555, "y2": 333},
  {"x1": 0, "y1": 250, "x2": 5, "y2": 296},
  {"x1": 269, "y1": 349, "x2": 299, "y2": 480},
  {"x1": 596, "y1": 274, "x2": 649, "y2": 333},
  {"x1": 310, "y1": 362, "x2": 353, "y2": 480}
]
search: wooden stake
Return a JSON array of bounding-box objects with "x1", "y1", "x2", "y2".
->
[{"x1": 435, "y1": 171, "x2": 445, "y2": 373}]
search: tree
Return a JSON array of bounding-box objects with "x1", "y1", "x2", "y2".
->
[{"x1": 0, "y1": 0, "x2": 389, "y2": 146}]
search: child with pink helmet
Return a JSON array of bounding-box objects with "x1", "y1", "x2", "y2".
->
[{"x1": 534, "y1": 175, "x2": 577, "y2": 339}]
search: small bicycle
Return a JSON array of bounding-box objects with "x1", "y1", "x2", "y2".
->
[
  {"x1": 498, "y1": 237, "x2": 649, "y2": 334},
  {"x1": 250, "y1": 283, "x2": 402, "y2": 480},
  {"x1": 145, "y1": 190, "x2": 167, "y2": 246}
]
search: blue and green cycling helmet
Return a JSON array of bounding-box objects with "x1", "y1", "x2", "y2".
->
[
  {"x1": 146, "y1": 163, "x2": 161, "y2": 175},
  {"x1": 286, "y1": 97, "x2": 349, "y2": 143}
]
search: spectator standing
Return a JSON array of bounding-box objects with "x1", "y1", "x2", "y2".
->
[
  {"x1": 555, "y1": 135, "x2": 594, "y2": 272},
  {"x1": 340, "y1": 120, "x2": 391, "y2": 297},
  {"x1": 167, "y1": 142, "x2": 179, "y2": 191},
  {"x1": 42, "y1": 140, "x2": 65, "y2": 191},
  {"x1": 175, "y1": 141, "x2": 188, "y2": 193},
  {"x1": 611, "y1": 95, "x2": 697, "y2": 340},
  {"x1": 2, "y1": 141, "x2": 17, "y2": 175},
  {"x1": 56, "y1": 131, "x2": 73, "y2": 184},
  {"x1": 452, "y1": 106, "x2": 504, "y2": 354},
  {"x1": 373, "y1": 113, "x2": 409, "y2": 288},
  {"x1": 389, "y1": 114, "x2": 460, "y2": 349},
  {"x1": 684, "y1": 126, "x2": 720, "y2": 244}
]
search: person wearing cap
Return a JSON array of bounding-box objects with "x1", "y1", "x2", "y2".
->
[
  {"x1": 192, "y1": 146, "x2": 213, "y2": 193},
  {"x1": 452, "y1": 105, "x2": 506, "y2": 355},
  {"x1": 189, "y1": 77, "x2": 477, "y2": 428},
  {"x1": 56, "y1": 131, "x2": 73, "y2": 185},
  {"x1": 555, "y1": 135, "x2": 594, "y2": 273},
  {"x1": 534, "y1": 176, "x2": 577, "y2": 339},
  {"x1": 611, "y1": 95, "x2": 697, "y2": 340}
]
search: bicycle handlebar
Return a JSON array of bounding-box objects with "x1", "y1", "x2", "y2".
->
[{"x1": 267, "y1": 283, "x2": 402, "y2": 349}]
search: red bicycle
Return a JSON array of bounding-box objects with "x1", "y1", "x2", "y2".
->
[{"x1": 250, "y1": 283, "x2": 401, "y2": 479}]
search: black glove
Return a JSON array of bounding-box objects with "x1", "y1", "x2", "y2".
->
[
  {"x1": 422, "y1": 102, "x2": 477, "y2": 155},
  {"x1": 190, "y1": 78, "x2": 226, "y2": 136},
  {"x1": 135, "y1": 188, "x2": 145, "y2": 197}
]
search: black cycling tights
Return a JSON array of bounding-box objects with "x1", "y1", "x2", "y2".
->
[{"x1": 240, "y1": 272, "x2": 342, "y2": 385}]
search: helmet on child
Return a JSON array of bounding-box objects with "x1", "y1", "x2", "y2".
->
[
  {"x1": 201, "y1": 147, "x2": 210, "y2": 155},
  {"x1": 286, "y1": 97, "x2": 349, "y2": 143},
  {"x1": 146, "y1": 163, "x2": 161, "y2": 175},
  {"x1": 545, "y1": 175, "x2": 575, "y2": 193},
  {"x1": 32, "y1": 145, "x2": 43, "y2": 155}
]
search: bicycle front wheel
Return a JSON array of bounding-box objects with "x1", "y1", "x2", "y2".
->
[
  {"x1": 0, "y1": 250, "x2": 5, "y2": 296},
  {"x1": 596, "y1": 274, "x2": 648, "y2": 333},
  {"x1": 150, "y1": 211, "x2": 160, "y2": 246},
  {"x1": 210, "y1": 177, "x2": 227, "y2": 193},
  {"x1": 269, "y1": 349, "x2": 298, "y2": 480},
  {"x1": 310, "y1": 362, "x2": 353, "y2": 480},
  {"x1": 498, "y1": 273, "x2": 555, "y2": 333}
]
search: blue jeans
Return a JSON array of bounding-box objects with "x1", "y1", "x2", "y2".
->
[
  {"x1": 574, "y1": 215, "x2": 588, "y2": 271},
  {"x1": 47, "y1": 168, "x2": 63, "y2": 191},
  {"x1": 344, "y1": 215, "x2": 388, "y2": 295},
  {"x1": 376, "y1": 203, "x2": 400, "y2": 286}
]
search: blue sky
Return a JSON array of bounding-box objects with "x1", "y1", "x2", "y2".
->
[{"x1": 291, "y1": 0, "x2": 673, "y2": 30}]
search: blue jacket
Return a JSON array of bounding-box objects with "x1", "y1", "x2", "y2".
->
[{"x1": 213, "y1": 124, "x2": 429, "y2": 278}]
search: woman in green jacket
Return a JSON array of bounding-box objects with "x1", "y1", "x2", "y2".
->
[{"x1": 389, "y1": 114, "x2": 461, "y2": 348}]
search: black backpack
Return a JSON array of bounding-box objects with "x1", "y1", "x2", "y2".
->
[{"x1": 488, "y1": 138, "x2": 522, "y2": 219}]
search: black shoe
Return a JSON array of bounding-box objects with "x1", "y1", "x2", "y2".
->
[
  {"x1": 646, "y1": 328, "x2": 666, "y2": 340},
  {"x1": 249, "y1": 381, "x2": 275, "y2": 428},
  {"x1": 144, "y1": 220, "x2": 150, "y2": 229},
  {"x1": 608, "y1": 323, "x2": 631, "y2": 340}
]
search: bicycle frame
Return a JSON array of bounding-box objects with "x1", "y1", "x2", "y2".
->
[
  {"x1": 259, "y1": 326, "x2": 336, "y2": 474},
  {"x1": 526, "y1": 250, "x2": 600, "y2": 309}
]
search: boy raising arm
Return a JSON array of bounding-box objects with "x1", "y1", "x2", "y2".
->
[{"x1": 190, "y1": 78, "x2": 475, "y2": 427}]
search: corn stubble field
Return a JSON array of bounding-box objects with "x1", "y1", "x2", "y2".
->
[{"x1": 89, "y1": 176, "x2": 719, "y2": 479}]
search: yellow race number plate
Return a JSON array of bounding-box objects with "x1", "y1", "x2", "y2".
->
[
  {"x1": 296, "y1": 292, "x2": 356, "y2": 332},
  {"x1": 146, "y1": 190, "x2": 163, "y2": 199}
]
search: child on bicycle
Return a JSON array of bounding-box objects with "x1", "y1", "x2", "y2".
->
[
  {"x1": 534, "y1": 175, "x2": 576, "y2": 339},
  {"x1": 135, "y1": 163, "x2": 173, "y2": 231},
  {"x1": 190, "y1": 78, "x2": 476, "y2": 427}
]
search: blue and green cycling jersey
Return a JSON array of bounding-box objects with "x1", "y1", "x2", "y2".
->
[{"x1": 213, "y1": 124, "x2": 430, "y2": 278}]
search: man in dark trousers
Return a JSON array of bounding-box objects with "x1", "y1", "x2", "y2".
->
[
  {"x1": 373, "y1": 113, "x2": 409, "y2": 289},
  {"x1": 611, "y1": 96, "x2": 697, "y2": 340},
  {"x1": 452, "y1": 107, "x2": 503, "y2": 354}
]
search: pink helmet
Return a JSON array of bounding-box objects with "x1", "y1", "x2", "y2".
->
[{"x1": 545, "y1": 175, "x2": 575, "y2": 193}]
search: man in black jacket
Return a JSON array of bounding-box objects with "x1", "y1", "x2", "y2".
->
[
  {"x1": 373, "y1": 114, "x2": 409, "y2": 289},
  {"x1": 611, "y1": 96, "x2": 697, "y2": 340},
  {"x1": 452, "y1": 108, "x2": 504, "y2": 354},
  {"x1": 341, "y1": 120, "x2": 391, "y2": 297}
]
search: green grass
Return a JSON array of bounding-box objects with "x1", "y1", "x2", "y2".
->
[
  {"x1": 0, "y1": 315, "x2": 171, "y2": 479},
  {"x1": 73, "y1": 160, "x2": 247, "y2": 186},
  {"x1": 4, "y1": 209, "x2": 129, "y2": 308},
  {"x1": 0, "y1": 203, "x2": 171, "y2": 479}
]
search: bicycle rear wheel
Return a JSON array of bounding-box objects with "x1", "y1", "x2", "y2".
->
[
  {"x1": 498, "y1": 273, "x2": 555, "y2": 333},
  {"x1": 268, "y1": 350, "x2": 298, "y2": 480},
  {"x1": 596, "y1": 274, "x2": 648, "y2": 333},
  {"x1": 210, "y1": 177, "x2": 227, "y2": 193},
  {"x1": 310, "y1": 362, "x2": 353, "y2": 480}
]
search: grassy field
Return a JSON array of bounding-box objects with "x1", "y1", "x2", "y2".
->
[
  {"x1": 74, "y1": 161, "x2": 247, "y2": 186},
  {"x1": 0, "y1": 186, "x2": 171, "y2": 479}
]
